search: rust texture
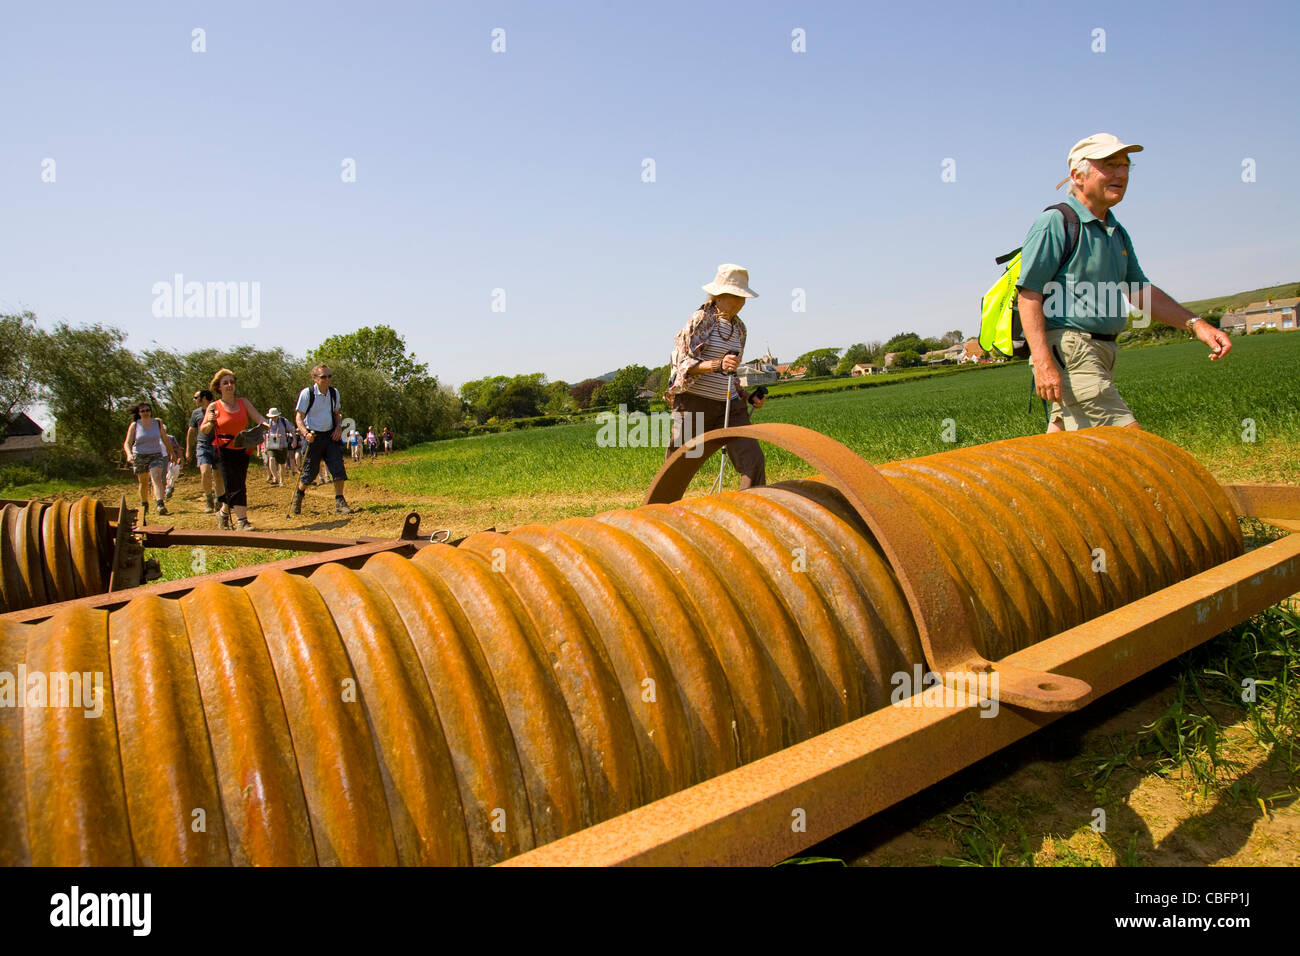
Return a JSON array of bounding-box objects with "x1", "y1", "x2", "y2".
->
[
  {"x1": 0, "y1": 497, "x2": 111, "y2": 614},
  {"x1": 0, "y1": 428, "x2": 1254, "y2": 865}
]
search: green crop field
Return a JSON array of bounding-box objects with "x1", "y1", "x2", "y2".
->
[{"x1": 379, "y1": 333, "x2": 1299, "y2": 522}]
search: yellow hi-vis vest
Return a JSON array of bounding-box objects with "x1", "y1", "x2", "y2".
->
[
  {"x1": 979, "y1": 251, "x2": 1023, "y2": 358},
  {"x1": 979, "y1": 203, "x2": 1080, "y2": 359}
]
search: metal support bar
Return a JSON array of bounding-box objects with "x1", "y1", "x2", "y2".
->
[
  {"x1": 502, "y1": 531, "x2": 1300, "y2": 866},
  {"x1": 1, "y1": 539, "x2": 418, "y2": 624},
  {"x1": 1224, "y1": 483, "x2": 1300, "y2": 533},
  {"x1": 134, "y1": 526, "x2": 383, "y2": 552}
]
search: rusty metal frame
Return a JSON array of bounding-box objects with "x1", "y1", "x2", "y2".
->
[
  {"x1": 503, "y1": 527, "x2": 1300, "y2": 866},
  {"x1": 1223, "y1": 483, "x2": 1300, "y2": 533},
  {"x1": 647, "y1": 424, "x2": 1091, "y2": 712},
  {"x1": 1, "y1": 540, "x2": 421, "y2": 624},
  {"x1": 2, "y1": 497, "x2": 445, "y2": 620}
]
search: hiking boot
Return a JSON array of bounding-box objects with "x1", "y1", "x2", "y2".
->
[
  {"x1": 204, "y1": 493, "x2": 216, "y2": 514},
  {"x1": 334, "y1": 498, "x2": 356, "y2": 515},
  {"x1": 236, "y1": 517, "x2": 256, "y2": 532},
  {"x1": 287, "y1": 489, "x2": 304, "y2": 517},
  {"x1": 156, "y1": 500, "x2": 169, "y2": 516},
  {"x1": 217, "y1": 508, "x2": 231, "y2": 530},
  {"x1": 165, "y1": 485, "x2": 175, "y2": 500}
]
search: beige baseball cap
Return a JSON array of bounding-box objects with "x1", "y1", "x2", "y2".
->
[{"x1": 1055, "y1": 133, "x2": 1143, "y2": 189}]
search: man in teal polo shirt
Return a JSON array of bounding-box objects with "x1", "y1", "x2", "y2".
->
[{"x1": 1018, "y1": 133, "x2": 1232, "y2": 431}]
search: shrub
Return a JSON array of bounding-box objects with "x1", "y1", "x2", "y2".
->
[
  {"x1": 41, "y1": 443, "x2": 113, "y2": 480},
  {"x1": 0, "y1": 464, "x2": 43, "y2": 490}
]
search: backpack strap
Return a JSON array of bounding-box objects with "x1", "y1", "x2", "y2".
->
[
  {"x1": 1043, "y1": 202, "x2": 1081, "y2": 273},
  {"x1": 303, "y1": 385, "x2": 338, "y2": 419}
]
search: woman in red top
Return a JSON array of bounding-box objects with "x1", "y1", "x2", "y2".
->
[{"x1": 199, "y1": 367, "x2": 270, "y2": 531}]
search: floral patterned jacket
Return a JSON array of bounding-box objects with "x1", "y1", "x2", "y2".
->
[{"x1": 665, "y1": 303, "x2": 749, "y2": 400}]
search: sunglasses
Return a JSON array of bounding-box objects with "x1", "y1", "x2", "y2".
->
[{"x1": 316, "y1": 374, "x2": 333, "y2": 379}]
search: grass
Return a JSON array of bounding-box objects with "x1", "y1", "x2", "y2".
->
[
  {"x1": 151, "y1": 545, "x2": 306, "y2": 582},
  {"x1": 377, "y1": 332, "x2": 1300, "y2": 514},
  {"x1": 918, "y1": 603, "x2": 1300, "y2": 867},
  {"x1": 1076, "y1": 604, "x2": 1300, "y2": 803},
  {"x1": 1181, "y1": 280, "x2": 1298, "y2": 315},
  {"x1": 0, "y1": 473, "x2": 118, "y2": 501}
]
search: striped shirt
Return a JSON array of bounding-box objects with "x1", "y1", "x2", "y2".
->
[{"x1": 684, "y1": 317, "x2": 742, "y2": 401}]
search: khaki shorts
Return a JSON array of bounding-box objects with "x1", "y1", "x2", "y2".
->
[{"x1": 1046, "y1": 328, "x2": 1136, "y2": 429}]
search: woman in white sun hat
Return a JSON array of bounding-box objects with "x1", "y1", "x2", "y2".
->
[{"x1": 664, "y1": 263, "x2": 767, "y2": 488}]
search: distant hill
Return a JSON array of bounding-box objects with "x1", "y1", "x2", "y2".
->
[{"x1": 1182, "y1": 281, "x2": 1299, "y2": 315}]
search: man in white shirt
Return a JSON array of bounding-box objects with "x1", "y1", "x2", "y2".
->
[{"x1": 288, "y1": 364, "x2": 356, "y2": 516}]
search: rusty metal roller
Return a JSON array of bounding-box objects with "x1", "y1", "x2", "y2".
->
[
  {"x1": 0, "y1": 428, "x2": 1241, "y2": 865},
  {"x1": 874, "y1": 429, "x2": 1242, "y2": 661},
  {"x1": 0, "y1": 497, "x2": 110, "y2": 613}
]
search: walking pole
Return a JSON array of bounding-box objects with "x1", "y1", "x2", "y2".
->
[{"x1": 710, "y1": 371, "x2": 735, "y2": 494}]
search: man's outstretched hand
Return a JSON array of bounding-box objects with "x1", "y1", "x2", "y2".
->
[{"x1": 1194, "y1": 321, "x2": 1232, "y2": 360}]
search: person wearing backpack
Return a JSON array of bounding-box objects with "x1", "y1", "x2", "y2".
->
[
  {"x1": 1016, "y1": 133, "x2": 1232, "y2": 432},
  {"x1": 263, "y1": 407, "x2": 291, "y2": 487},
  {"x1": 288, "y1": 364, "x2": 356, "y2": 516}
]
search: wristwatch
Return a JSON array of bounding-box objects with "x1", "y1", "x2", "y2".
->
[{"x1": 1186, "y1": 316, "x2": 1202, "y2": 330}]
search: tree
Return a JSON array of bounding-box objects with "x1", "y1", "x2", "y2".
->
[
  {"x1": 30, "y1": 322, "x2": 147, "y2": 459},
  {"x1": 642, "y1": 365, "x2": 670, "y2": 396},
  {"x1": 792, "y1": 348, "x2": 841, "y2": 378},
  {"x1": 309, "y1": 325, "x2": 428, "y2": 389},
  {"x1": 604, "y1": 365, "x2": 651, "y2": 414},
  {"x1": 142, "y1": 345, "x2": 308, "y2": 441},
  {"x1": 0, "y1": 312, "x2": 40, "y2": 441},
  {"x1": 882, "y1": 332, "x2": 927, "y2": 357},
  {"x1": 569, "y1": 378, "x2": 605, "y2": 410},
  {"x1": 939, "y1": 329, "x2": 964, "y2": 348},
  {"x1": 890, "y1": 349, "x2": 923, "y2": 369},
  {"x1": 488, "y1": 377, "x2": 546, "y2": 420},
  {"x1": 459, "y1": 373, "x2": 548, "y2": 422},
  {"x1": 543, "y1": 380, "x2": 574, "y2": 415},
  {"x1": 834, "y1": 343, "x2": 872, "y2": 377}
]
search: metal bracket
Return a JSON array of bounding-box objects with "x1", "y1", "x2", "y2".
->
[
  {"x1": 107, "y1": 495, "x2": 145, "y2": 593},
  {"x1": 647, "y1": 423, "x2": 1092, "y2": 712}
]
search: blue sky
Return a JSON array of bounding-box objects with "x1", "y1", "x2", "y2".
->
[{"x1": 3, "y1": 0, "x2": 1297, "y2": 391}]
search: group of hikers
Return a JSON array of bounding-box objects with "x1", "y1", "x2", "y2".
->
[
  {"x1": 121, "y1": 363, "x2": 394, "y2": 530},
  {"x1": 124, "y1": 134, "x2": 1235, "y2": 529}
]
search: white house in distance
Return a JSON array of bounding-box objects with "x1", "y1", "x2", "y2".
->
[{"x1": 737, "y1": 346, "x2": 780, "y2": 387}]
